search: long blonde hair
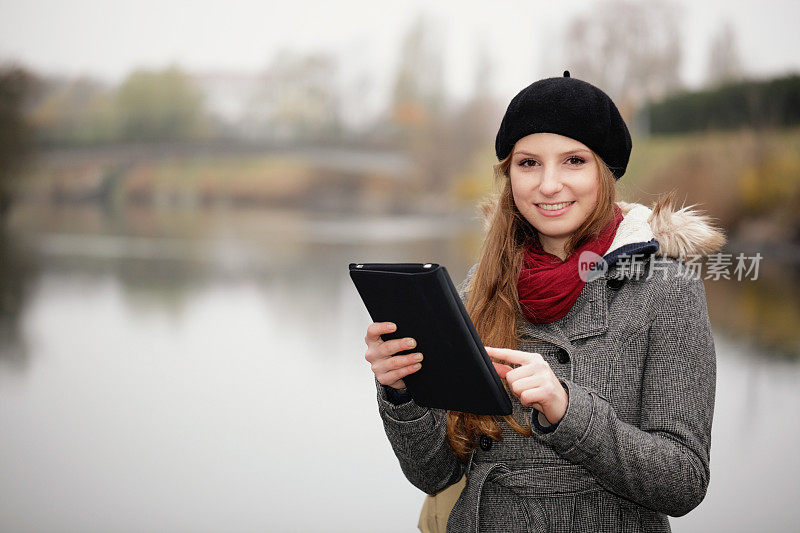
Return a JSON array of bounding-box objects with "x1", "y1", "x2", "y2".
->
[{"x1": 445, "y1": 148, "x2": 619, "y2": 462}]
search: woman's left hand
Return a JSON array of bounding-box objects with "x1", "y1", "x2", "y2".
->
[{"x1": 485, "y1": 346, "x2": 569, "y2": 425}]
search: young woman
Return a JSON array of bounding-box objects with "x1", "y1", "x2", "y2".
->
[{"x1": 363, "y1": 71, "x2": 726, "y2": 532}]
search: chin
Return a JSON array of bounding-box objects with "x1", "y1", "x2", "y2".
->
[
  {"x1": 534, "y1": 213, "x2": 575, "y2": 225},
  {"x1": 535, "y1": 219, "x2": 577, "y2": 233}
]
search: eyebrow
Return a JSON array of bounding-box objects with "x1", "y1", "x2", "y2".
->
[{"x1": 512, "y1": 149, "x2": 591, "y2": 157}]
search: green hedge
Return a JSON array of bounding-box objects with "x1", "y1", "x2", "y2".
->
[{"x1": 640, "y1": 74, "x2": 800, "y2": 134}]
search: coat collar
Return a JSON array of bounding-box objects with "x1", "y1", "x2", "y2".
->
[
  {"x1": 604, "y1": 193, "x2": 727, "y2": 278},
  {"x1": 518, "y1": 193, "x2": 727, "y2": 345}
]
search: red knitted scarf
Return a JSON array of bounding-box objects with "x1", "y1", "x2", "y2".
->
[{"x1": 517, "y1": 204, "x2": 624, "y2": 324}]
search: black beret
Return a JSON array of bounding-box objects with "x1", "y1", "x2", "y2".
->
[{"x1": 495, "y1": 70, "x2": 632, "y2": 179}]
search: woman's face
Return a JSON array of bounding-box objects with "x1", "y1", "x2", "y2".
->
[{"x1": 508, "y1": 133, "x2": 601, "y2": 259}]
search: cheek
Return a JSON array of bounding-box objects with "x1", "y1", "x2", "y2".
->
[
  {"x1": 509, "y1": 178, "x2": 528, "y2": 205},
  {"x1": 574, "y1": 174, "x2": 601, "y2": 201}
]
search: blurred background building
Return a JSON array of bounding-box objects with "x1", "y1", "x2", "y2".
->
[{"x1": 1, "y1": 1, "x2": 799, "y2": 531}]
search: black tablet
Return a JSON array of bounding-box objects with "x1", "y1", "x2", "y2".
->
[{"x1": 350, "y1": 262, "x2": 512, "y2": 415}]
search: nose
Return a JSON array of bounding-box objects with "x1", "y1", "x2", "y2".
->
[{"x1": 539, "y1": 166, "x2": 563, "y2": 196}]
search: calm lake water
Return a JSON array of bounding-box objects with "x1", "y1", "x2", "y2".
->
[{"x1": 1, "y1": 206, "x2": 799, "y2": 532}]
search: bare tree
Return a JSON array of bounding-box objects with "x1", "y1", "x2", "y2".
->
[
  {"x1": 449, "y1": 37, "x2": 496, "y2": 157},
  {"x1": 246, "y1": 50, "x2": 343, "y2": 143},
  {"x1": 390, "y1": 12, "x2": 446, "y2": 128},
  {"x1": 563, "y1": 0, "x2": 684, "y2": 120},
  {"x1": 706, "y1": 20, "x2": 744, "y2": 87},
  {"x1": 386, "y1": 12, "x2": 452, "y2": 200}
]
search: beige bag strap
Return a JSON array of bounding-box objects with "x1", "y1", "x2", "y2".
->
[{"x1": 417, "y1": 474, "x2": 467, "y2": 533}]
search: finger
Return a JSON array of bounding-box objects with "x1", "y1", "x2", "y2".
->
[
  {"x1": 492, "y1": 362, "x2": 512, "y2": 379},
  {"x1": 373, "y1": 352, "x2": 423, "y2": 374},
  {"x1": 520, "y1": 387, "x2": 549, "y2": 407},
  {"x1": 377, "y1": 361, "x2": 422, "y2": 386},
  {"x1": 365, "y1": 322, "x2": 396, "y2": 345},
  {"x1": 520, "y1": 379, "x2": 564, "y2": 408},
  {"x1": 364, "y1": 322, "x2": 396, "y2": 346},
  {"x1": 505, "y1": 363, "x2": 538, "y2": 384},
  {"x1": 379, "y1": 337, "x2": 417, "y2": 358},
  {"x1": 485, "y1": 346, "x2": 535, "y2": 367},
  {"x1": 509, "y1": 374, "x2": 543, "y2": 396},
  {"x1": 365, "y1": 337, "x2": 415, "y2": 364}
]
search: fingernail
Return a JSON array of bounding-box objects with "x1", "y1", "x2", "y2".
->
[
  {"x1": 413, "y1": 363, "x2": 421, "y2": 370},
  {"x1": 387, "y1": 323, "x2": 396, "y2": 331},
  {"x1": 413, "y1": 353, "x2": 423, "y2": 361},
  {"x1": 406, "y1": 338, "x2": 416, "y2": 348}
]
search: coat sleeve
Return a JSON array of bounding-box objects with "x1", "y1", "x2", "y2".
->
[
  {"x1": 530, "y1": 272, "x2": 716, "y2": 517},
  {"x1": 374, "y1": 263, "x2": 479, "y2": 495},
  {"x1": 375, "y1": 379, "x2": 465, "y2": 495}
]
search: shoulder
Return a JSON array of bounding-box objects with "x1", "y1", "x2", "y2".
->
[
  {"x1": 636, "y1": 256, "x2": 709, "y2": 321},
  {"x1": 647, "y1": 256, "x2": 707, "y2": 290},
  {"x1": 608, "y1": 255, "x2": 708, "y2": 321},
  {"x1": 618, "y1": 255, "x2": 704, "y2": 289}
]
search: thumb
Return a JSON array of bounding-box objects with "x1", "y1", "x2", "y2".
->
[{"x1": 492, "y1": 361, "x2": 512, "y2": 379}]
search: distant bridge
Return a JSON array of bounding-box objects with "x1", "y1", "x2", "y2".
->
[{"x1": 37, "y1": 141, "x2": 413, "y2": 179}]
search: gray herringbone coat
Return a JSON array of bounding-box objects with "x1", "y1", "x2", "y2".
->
[{"x1": 374, "y1": 200, "x2": 725, "y2": 532}]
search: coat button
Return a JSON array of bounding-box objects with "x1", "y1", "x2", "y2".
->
[
  {"x1": 556, "y1": 347, "x2": 570, "y2": 364},
  {"x1": 607, "y1": 277, "x2": 624, "y2": 290},
  {"x1": 479, "y1": 435, "x2": 493, "y2": 451}
]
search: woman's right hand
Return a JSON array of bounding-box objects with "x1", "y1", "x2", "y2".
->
[{"x1": 364, "y1": 322, "x2": 423, "y2": 390}]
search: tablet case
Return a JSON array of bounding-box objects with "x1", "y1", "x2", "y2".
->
[{"x1": 349, "y1": 262, "x2": 512, "y2": 415}]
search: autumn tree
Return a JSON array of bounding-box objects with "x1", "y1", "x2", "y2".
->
[
  {"x1": 116, "y1": 65, "x2": 206, "y2": 141},
  {"x1": 28, "y1": 76, "x2": 116, "y2": 145},
  {"x1": 563, "y1": 0, "x2": 684, "y2": 121}
]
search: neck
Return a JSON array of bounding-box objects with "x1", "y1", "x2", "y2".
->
[{"x1": 538, "y1": 235, "x2": 568, "y2": 261}]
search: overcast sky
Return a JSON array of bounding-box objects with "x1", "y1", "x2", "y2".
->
[{"x1": 1, "y1": 0, "x2": 799, "y2": 106}]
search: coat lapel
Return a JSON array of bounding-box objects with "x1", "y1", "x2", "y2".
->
[
  {"x1": 560, "y1": 278, "x2": 609, "y2": 341},
  {"x1": 517, "y1": 278, "x2": 608, "y2": 345}
]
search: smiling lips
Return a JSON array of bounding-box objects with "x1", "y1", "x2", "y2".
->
[
  {"x1": 535, "y1": 201, "x2": 575, "y2": 217},
  {"x1": 536, "y1": 201, "x2": 575, "y2": 211}
]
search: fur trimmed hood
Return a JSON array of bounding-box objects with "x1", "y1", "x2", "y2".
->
[{"x1": 610, "y1": 192, "x2": 727, "y2": 263}]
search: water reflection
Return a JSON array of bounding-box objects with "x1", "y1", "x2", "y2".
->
[
  {"x1": 0, "y1": 205, "x2": 798, "y2": 532},
  {"x1": 705, "y1": 262, "x2": 800, "y2": 359},
  {"x1": 0, "y1": 229, "x2": 40, "y2": 370}
]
